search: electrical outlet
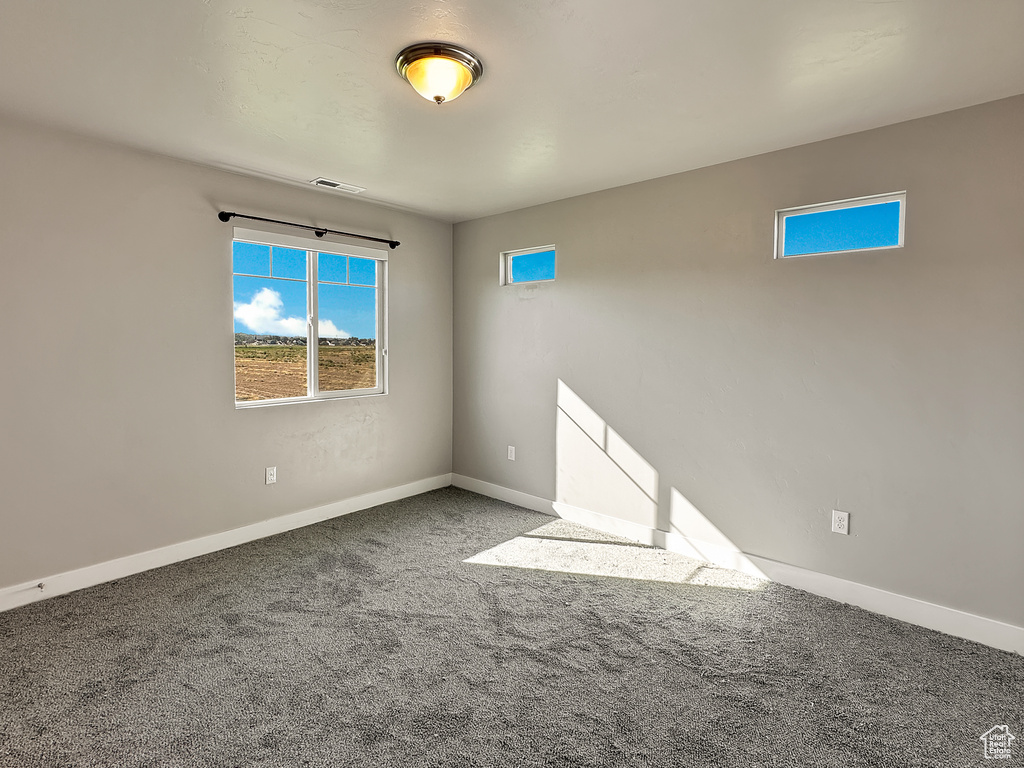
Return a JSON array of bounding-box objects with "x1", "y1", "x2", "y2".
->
[
  {"x1": 507, "y1": 445, "x2": 516, "y2": 461},
  {"x1": 832, "y1": 509, "x2": 850, "y2": 535},
  {"x1": 266, "y1": 466, "x2": 277, "y2": 485}
]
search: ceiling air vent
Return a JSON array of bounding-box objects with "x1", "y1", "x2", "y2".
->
[{"x1": 309, "y1": 177, "x2": 366, "y2": 194}]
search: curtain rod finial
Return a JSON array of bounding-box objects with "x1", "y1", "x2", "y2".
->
[{"x1": 218, "y1": 211, "x2": 234, "y2": 222}]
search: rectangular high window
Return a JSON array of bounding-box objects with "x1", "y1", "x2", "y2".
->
[
  {"x1": 501, "y1": 246, "x2": 556, "y2": 285},
  {"x1": 775, "y1": 192, "x2": 905, "y2": 259},
  {"x1": 231, "y1": 227, "x2": 387, "y2": 406}
]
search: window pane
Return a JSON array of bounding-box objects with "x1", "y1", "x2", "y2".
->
[
  {"x1": 317, "y1": 283, "x2": 377, "y2": 392},
  {"x1": 349, "y1": 257, "x2": 377, "y2": 286},
  {"x1": 233, "y1": 275, "x2": 308, "y2": 401},
  {"x1": 272, "y1": 247, "x2": 307, "y2": 280},
  {"x1": 783, "y1": 200, "x2": 901, "y2": 257},
  {"x1": 510, "y1": 249, "x2": 556, "y2": 283},
  {"x1": 233, "y1": 242, "x2": 270, "y2": 276},
  {"x1": 231, "y1": 233, "x2": 387, "y2": 406},
  {"x1": 316, "y1": 283, "x2": 376, "y2": 341},
  {"x1": 318, "y1": 252, "x2": 348, "y2": 284}
]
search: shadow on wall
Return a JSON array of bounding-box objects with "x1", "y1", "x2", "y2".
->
[{"x1": 554, "y1": 379, "x2": 765, "y2": 580}]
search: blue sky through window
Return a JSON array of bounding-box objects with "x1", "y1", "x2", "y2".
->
[
  {"x1": 233, "y1": 242, "x2": 378, "y2": 339},
  {"x1": 318, "y1": 252, "x2": 347, "y2": 283},
  {"x1": 349, "y1": 257, "x2": 377, "y2": 286},
  {"x1": 272, "y1": 247, "x2": 306, "y2": 280},
  {"x1": 783, "y1": 200, "x2": 901, "y2": 257},
  {"x1": 232, "y1": 242, "x2": 270, "y2": 276},
  {"x1": 318, "y1": 283, "x2": 376, "y2": 339},
  {"x1": 510, "y1": 249, "x2": 556, "y2": 283}
]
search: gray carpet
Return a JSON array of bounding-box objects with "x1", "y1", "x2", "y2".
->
[{"x1": 0, "y1": 487, "x2": 1020, "y2": 767}]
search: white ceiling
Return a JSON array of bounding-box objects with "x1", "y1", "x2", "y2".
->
[{"x1": 2, "y1": 1, "x2": 1023, "y2": 222}]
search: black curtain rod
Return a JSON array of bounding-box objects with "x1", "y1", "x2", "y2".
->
[{"x1": 218, "y1": 211, "x2": 400, "y2": 249}]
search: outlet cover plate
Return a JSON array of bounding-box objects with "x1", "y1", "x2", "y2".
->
[{"x1": 832, "y1": 509, "x2": 850, "y2": 535}]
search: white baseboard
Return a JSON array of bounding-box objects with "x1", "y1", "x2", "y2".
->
[
  {"x1": 0, "y1": 473, "x2": 453, "y2": 614},
  {"x1": 451, "y1": 475, "x2": 1024, "y2": 655},
  {"x1": 451, "y1": 474, "x2": 555, "y2": 515},
  {"x1": 743, "y1": 554, "x2": 1024, "y2": 655},
  {"x1": 552, "y1": 501, "x2": 658, "y2": 544}
]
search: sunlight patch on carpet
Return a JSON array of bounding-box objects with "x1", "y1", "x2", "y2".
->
[{"x1": 464, "y1": 535, "x2": 767, "y2": 590}]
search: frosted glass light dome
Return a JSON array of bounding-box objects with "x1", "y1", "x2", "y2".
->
[{"x1": 396, "y1": 43, "x2": 483, "y2": 105}]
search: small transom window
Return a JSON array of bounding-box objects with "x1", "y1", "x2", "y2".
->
[
  {"x1": 500, "y1": 246, "x2": 556, "y2": 285},
  {"x1": 775, "y1": 192, "x2": 905, "y2": 259}
]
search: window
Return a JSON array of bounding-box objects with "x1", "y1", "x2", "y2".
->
[
  {"x1": 500, "y1": 245, "x2": 556, "y2": 285},
  {"x1": 232, "y1": 227, "x2": 387, "y2": 406},
  {"x1": 775, "y1": 192, "x2": 905, "y2": 259}
]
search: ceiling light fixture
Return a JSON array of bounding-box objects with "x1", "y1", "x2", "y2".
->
[{"x1": 395, "y1": 42, "x2": 483, "y2": 105}]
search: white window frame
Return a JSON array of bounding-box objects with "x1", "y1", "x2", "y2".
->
[
  {"x1": 774, "y1": 191, "x2": 906, "y2": 259},
  {"x1": 499, "y1": 245, "x2": 557, "y2": 286},
  {"x1": 232, "y1": 226, "x2": 388, "y2": 408}
]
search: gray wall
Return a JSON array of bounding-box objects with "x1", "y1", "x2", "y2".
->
[
  {"x1": 452, "y1": 95, "x2": 1024, "y2": 627},
  {"x1": 0, "y1": 115, "x2": 453, "y2": 590}
]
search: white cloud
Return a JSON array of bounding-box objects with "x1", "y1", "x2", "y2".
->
[
  {"x1": 234, "y1": 287, "x2": 350, "y2": 338},
  {"x1": 318, "y1": 319, "x2": 350, "y2": 339}
]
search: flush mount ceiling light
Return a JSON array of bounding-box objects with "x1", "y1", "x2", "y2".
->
[{"x1": 395, "y1": 42, "x2": 483, "y2": 105}]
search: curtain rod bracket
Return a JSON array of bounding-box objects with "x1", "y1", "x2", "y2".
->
[{"x1": 217, "y1": 211, "x2": 399, "y2": 249}]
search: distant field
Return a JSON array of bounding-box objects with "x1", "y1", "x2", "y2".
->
[{"x1": 234, "y1": 346, "x2": 376, "y2": 401}]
